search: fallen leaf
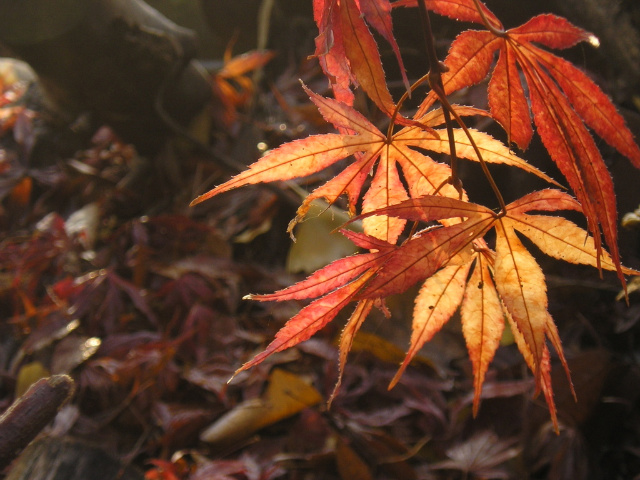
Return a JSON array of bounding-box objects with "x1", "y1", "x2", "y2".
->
[{"x1": 201, "y1": 369, "x2": 322, "y2": 447}]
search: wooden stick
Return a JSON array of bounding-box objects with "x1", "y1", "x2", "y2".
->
[{"x1": 0, "y1": 375, "x2": 75, "y2": 471}]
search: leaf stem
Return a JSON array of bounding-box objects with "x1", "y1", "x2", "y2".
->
[
  {"x1": 387, "y1": 72, "x2": 431, "y2": 140},
  {"x1": 471, "y1": 0, "x2": 506, "y2": 36},
  {"x1": 418, "y1": 0, "x2": 506, "y2": 213},
  {"x1": 441, "y1": 95, "x2": 507, "y2": 214},
  {"x1": 417, "y1": 0, "x2": 462, "y2": 197}
]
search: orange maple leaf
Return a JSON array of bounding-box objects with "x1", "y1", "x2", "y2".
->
[
  {"x1": 353, "y1": 189, "x2": 638, "y2": 428},
  {"x1": 227, "y1": 188, "x2": 638, "y2": 430},
  {"x1": 192, "y1": 86, "x2": 556, "y2": 244},
  {"x1": 212, "y1": 49, "x2": 275, "y2": 127}
]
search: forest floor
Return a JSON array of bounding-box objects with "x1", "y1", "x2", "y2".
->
[{"x1": 2, "y1": 6, "x2": 640, "y2": 480}]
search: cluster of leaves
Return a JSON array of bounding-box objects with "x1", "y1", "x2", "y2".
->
[
  {"x1": 1, "y1": 3, "x2": 640, "y2": 478},
  {"x1": 0, "y1": 52, "x2": 286, "y2": 475},
  {"x1": 0, "y1": 128, "x2": 287, "y2": 476},
  {"x1": 191, "y1": 0, "x2": 640, "y2": 429},
  {"x1": 0, "y1": 110, "x2": 564, "y2": 479},
  {"x1": 0, "y1": 48, "x2": 456, "y2": 480}
]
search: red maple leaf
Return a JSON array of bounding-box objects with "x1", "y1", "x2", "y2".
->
[
  {"x1": 411, "y1": 3, "x2": 640, "y2": 287},
  {"x1": 312, "y1": 0, "x2": 409, "y2": 113}
]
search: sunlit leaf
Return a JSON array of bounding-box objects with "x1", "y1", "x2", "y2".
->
[
  {"x1": 494, "y1": 219, "x2": 548, "y2": 382},
  {"x1": 414, "y1": 9, "x2": 640, "y2": 283},
  {"x1": 233, "y1": 270, "x2": 376, "y2": 377},
  {"x1": 390, "y1": 262, "x2": 471, "y2": 388},
  {"x1": 460, "y1": 251, "x2": 504, "y2": 415},
  {"x1": 201, "y1": 369, "x2": 321, "y2": 446}
]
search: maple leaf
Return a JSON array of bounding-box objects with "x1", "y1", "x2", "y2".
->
[
  {"x1": 225, "y1": 188, "x2": 638, "y2": 429},
  {"x1": 212, "y1": 49, "x2": 275, "y2": 127},
  {"x1": 313, "y1": 0, "x2": 356, "y2": 106},
  {"x1": 412, "y1": 3, "x2": 640, "y2": 285},
  {"x1": 230, "y1": 202, "x2": 495, "y2": 383},
  {"x1": 355, "y1": 189, "x2": 639, "y2": 429},
  {"x1": 358, "y1": 0, "x2": 410, "y2": 93},
  {"x1": 312, "y1": 0, "x2": 408, "y2": 112},
  {"x1": 459, "y1": 242, "x2": 503, "y2": 415},
  {"x1": 191, "y1": 86, "x2": 556, "y2": 244},
  {"x1": 354, "y1": 195, "x2": 496, "y2": 297},
  {"x1": 431, "y1": 431, "x2": 520, "y2": 478},
  {"x1": 234, "y1": 268, "x2": 378, "y2": 376},
  {"x1": 70, "y1": 268, "x2": 159, "y2": 333},
  {"x1": 394, "y1": 0, "x2": 500, "y2": 28}
]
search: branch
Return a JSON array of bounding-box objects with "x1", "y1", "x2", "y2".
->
[{"x1": 0, "y1": 375, "x2": 75, "y2": 471}]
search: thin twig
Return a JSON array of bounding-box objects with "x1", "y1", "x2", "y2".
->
[
  {"x1": 417, "y1": 0, "x2": 462, "y2": 197},
  {"x1": 417, "y1": 0, "x2": 506, "y2": 213}
]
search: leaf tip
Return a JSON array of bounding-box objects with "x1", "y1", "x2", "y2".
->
[
  {"x1": 327, "y1": 377, "x2": 342, "y2": 409},
  {"x1": 228, "y1": 363, "x2": 251, "y2": 384},
  {"x1": 388, "y1": 364, "x2": 407, "y2": 390},
  {"x1": 587, "y1": 34, "x2": 600, "y2": 48},
  {"x1": 189, "y1": 190, "x2": 215, "y2": 207}
]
